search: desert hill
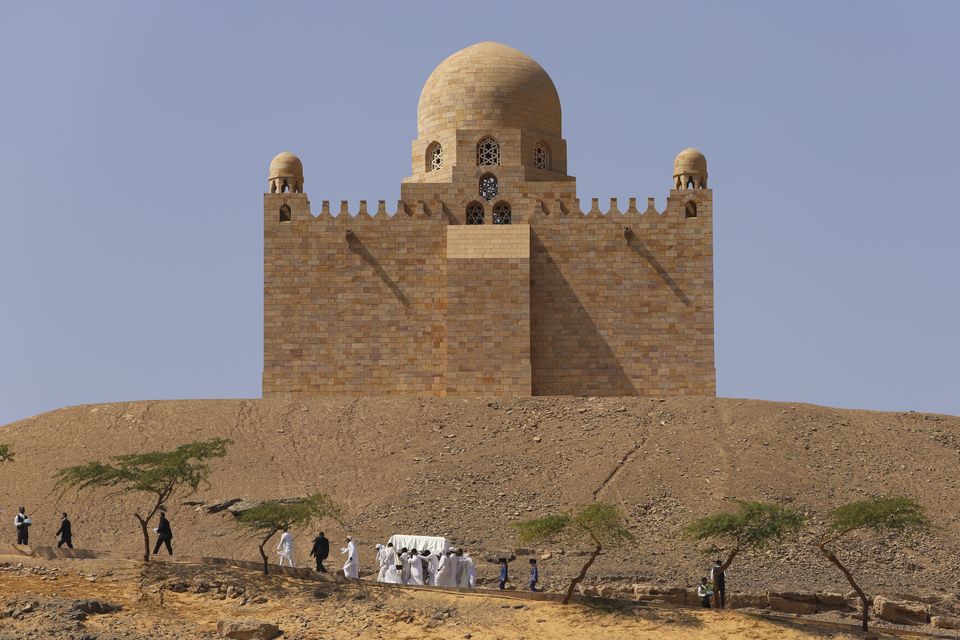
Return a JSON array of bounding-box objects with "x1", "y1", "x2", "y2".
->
[{"x1": 1, "y1": 396, "x2": 958, "y2": 598}]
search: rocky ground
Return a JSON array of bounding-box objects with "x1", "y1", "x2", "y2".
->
[
  {"x1": 1, "y1": 396, "x2": 958, "y2": 603},
  {"x1": 0, "y1": 554, "x2": 931, "y2": 640}
]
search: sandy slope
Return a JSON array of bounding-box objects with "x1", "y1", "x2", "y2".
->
[{"x1": 0, "y1": 396, "x2": 958, "y2": 599}]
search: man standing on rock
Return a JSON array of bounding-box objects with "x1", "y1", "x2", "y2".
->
[
  {"x1": 14, "y1": 507, "x2": 31, "y2": 545},
  {"x1": 152, "y1": 511, "x2": 173, "y2": 556},
  {"x1": 341, "y1": 536, "x2": 359, "y2": 579},
  {"x1": 309, "y1": 531, "x2": 329, "y2": 572},
  {"x1": 710, "y1": 559, "x2": 726, "y2": 608},
  {"x1": 55, "y1": 512, "x2": 73, "y2": 549}
]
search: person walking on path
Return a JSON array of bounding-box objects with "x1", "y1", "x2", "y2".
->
[
  {"x1": 55, "y1": 513, "x2": 73, "y2": 549},
  {"x1": 309, "y1": 531, "x2": 329, "y2": 572},
  {"x1": 277, "y1": 528, "x2": 295, "y2": 567},
  {"x1": 152, "y1": 512, "x2": 173, "y2": 556},
  {"x1": 14, "y1": 507, "x2": 31, "y2": 545},
  {"x1": 710, "y1": 559, "x2": 726, "y2": 608},
  {"x1": 498, "y1": 558, "x2": 509, "y2": 590},
  {"x1": 341, "y1": 536, "x2": 359, "y2": 579},
  {"x1": 528, "y1": 558, "x2": 539, "y2": 592},
  {"x1": 697, "y1": 577, "x2": 714, "y2": 608}
]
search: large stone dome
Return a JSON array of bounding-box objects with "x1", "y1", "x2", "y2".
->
[{"x1": 417, "y1": 42, "x2": 562, "y2": 138}]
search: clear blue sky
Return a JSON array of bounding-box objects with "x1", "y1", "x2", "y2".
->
[{"x1": 1, "y1": 1, "x2": 957, "y2": 425}]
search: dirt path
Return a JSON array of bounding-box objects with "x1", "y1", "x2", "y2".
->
[{"x1": 0, "y1": 554, "x2": 935, "y2": 640}]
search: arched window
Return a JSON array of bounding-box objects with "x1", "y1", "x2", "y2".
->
[
  {"x1": 479, "y1": 173, "x2": 498, "y2": 202},
  {"x1": 493, "y1": 201, "x2": 512, "y2": 225},
  {"x1": 279, "y1": 204, "x2": 291, "y2": 222},
  {"x1": 534, "y1": 141, "x2": 551, "y2": 170},
  {"x1": 466, "y1": 201, "x2": 484, "y2": 225},
  {"x1": 684, "y1": 201, "x2": 697, "y2": 218},
  {"x1": 427, "y1": 142, "x2": 443, "y2": 172},
  {"x1": 477, "y1": 137, "x2": 500, "y2": 166},
  {"x1": 281, "y1": 179, "x2": 290, "y2": 193}
]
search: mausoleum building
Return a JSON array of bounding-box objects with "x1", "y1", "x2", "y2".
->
[{"x1": 263, "y1": 42, "x2": 715, "y2": 397}]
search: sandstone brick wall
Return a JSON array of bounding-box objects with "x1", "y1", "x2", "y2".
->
[
  {"x1": 446, "y1": 226, "x2": 531, "y2": 395},
  {"x1": 529, "y1": 193, "x2": 714, "y2": 396},
  {"x1": 263, "y1": 190, "x2": 714, "y2": 398}
]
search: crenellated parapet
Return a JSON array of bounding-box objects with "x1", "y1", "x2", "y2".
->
[{"x1": 264, "y1": 191, "x2": 712, "y2": 226}]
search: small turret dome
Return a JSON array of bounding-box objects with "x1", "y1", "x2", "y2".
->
[
  {"x1": 417, "y1": 42, "x2": 562, "y2": 138},
  {"x1": 674, "y1": 148, "x2": 707, "y2": 176},
  {"x1": 673, "y1": 148, "x2": 708, "y2": 189},
  {"x1": 268, "y1": 152, "x2": 303, "y2": 194},
  {"x1": 269, "y1": 151, "x2": 303, "y2": 180}
]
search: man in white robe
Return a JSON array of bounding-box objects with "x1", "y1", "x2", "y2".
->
[
  {"x1": 276, "y1": 528, "x2": 294, "y2": 567},
  {"x1": 375, "y1": 544, "x2": 388, "y2": 582},
  {"x1": 383, "y1": 543, "x2": 403, "y2": 584},
  {"x1": 428, "y1": 551, "x2": 441, "y2": 586},
  {"x1": 400, "y1": 548, "x2": 411, "y2": 584},
  {"x1": 459, "y1": 551, "x2": 475, "y2": 588},
  {"x1": 408, "y1": 549, "x2": 424, "y2": 586},
  {"x1": 341, "y1": 536, "x2": 359, "y2": 579},
  {"x1": 465, "y1": 553, "x2": 477, "y2": 588},
  {"x1": 435, "y1": 551, "x2": 453, "y2": 587}
]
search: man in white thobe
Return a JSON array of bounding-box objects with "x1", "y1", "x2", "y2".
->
[
  {"x1": 428, "y1": 550, "x2": 441, "y2": 586},
  {"x1": 383, "y1": 544, "x2": 403, "y2": 584},
  {"x1": 375, "y1": 544, "x2": 388, "y2": 582},
  {"x1": 276, "y1": 528, "x2": 294, "y2": 567},
  {"x1": 341, "y1": 536, "x2": 359, "y2": 579},
  {"x1": 408, "y1": 549, "x2": 424, "y2": 586},
  {"x1": 460, "y1": 552, "x2": 476, "y2": 588}
]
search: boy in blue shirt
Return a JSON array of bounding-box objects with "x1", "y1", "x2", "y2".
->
[
  {"x1": 498, "y1": 558, "x2": 509, "y2": 590},
  {"x1": 529, "y1": 558, "x2": 539, "y2": 592}
]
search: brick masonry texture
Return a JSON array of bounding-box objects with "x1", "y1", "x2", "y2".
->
[{"x1": 262, "y1": 41, "x2": 715, "y2": 398}]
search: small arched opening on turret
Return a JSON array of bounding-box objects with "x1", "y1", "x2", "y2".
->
[
  {"x1": 534, "y1": 140, "x2": 551, "y2": 170},
  {"x1": 684, "y1": 201, "x2": 697, "y2": 219},
  {"x1": 426, "y1": 141, "x2": 443, "y2": 172},
  {"x1": 466, "y1": 201, "x2": 485, "y2": 225},
  {"x1": 477, "y1": 136, "x2": 501, "y2": 166},
  {"x1": 279, "y1": 204, "x2": 292, "y2": 222},
  {"x1": 479, "y1": 173, "x2": 498, "y2": 202},
  {"x1": 493, "y1": 201, "x2": 512, "y2": 225}
]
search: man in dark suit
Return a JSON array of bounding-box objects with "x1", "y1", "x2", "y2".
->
[
  {"x1": 55, "y1": 512, "x2": 73, "y2": 549},
  {"x1": 152, "y1": 512, "x2": 173, "y2": 555},
  {"x1": 310, "y1": 531, "x2": 329, "y2": 572}
]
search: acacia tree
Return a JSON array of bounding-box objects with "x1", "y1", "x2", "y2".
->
[
  {"x1": 234, "y1": 494, "x2": 344, "y2": 575},
  {"x1": 55, "y1": 438, "x2": 230, "y2": 562},
  {"x1": 514, "y1": 502, "x2": 633, "y2": 604},
  {"x1": 0, "y1": 445, "x2": 12, "y2": 463},
  {"x1": 684, "y1": 500, "x2": 805, "y2": 607},
  {"x1": 817, "y1": 496, "x2": 930, "y2": 632}
]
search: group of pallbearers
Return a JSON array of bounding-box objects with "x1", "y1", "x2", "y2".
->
[{"x1": 374, "y1": 542, "x2": 477, "y2": 588}]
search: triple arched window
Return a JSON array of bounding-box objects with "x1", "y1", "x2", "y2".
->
[
  {"x1": 426, "y1": 142, "x2": 443, "y2": 172},
  {"x1": 477, "y1": 137, "x2": 500, "y2": 166}
]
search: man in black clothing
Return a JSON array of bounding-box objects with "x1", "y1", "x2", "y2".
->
[
  {"x1": 55, "y1": 512, "x2": 73, "y2": 549},
  {"x1": 14, "y1": 507, "x2": 31, "y2": 545},
  {"x1": 152, "y1": 512, "x2": 173, "y2": 556},
  {"x1": 310, "y1": 531, "x2": 329, "y2": 572},
  {"x1": 710, "y1": 559, "x2": 726, "y2": 609}
]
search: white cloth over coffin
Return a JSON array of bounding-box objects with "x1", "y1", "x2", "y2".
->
[{"x1": 387, "y1": 534, "x2": 450, "y2": 556}]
